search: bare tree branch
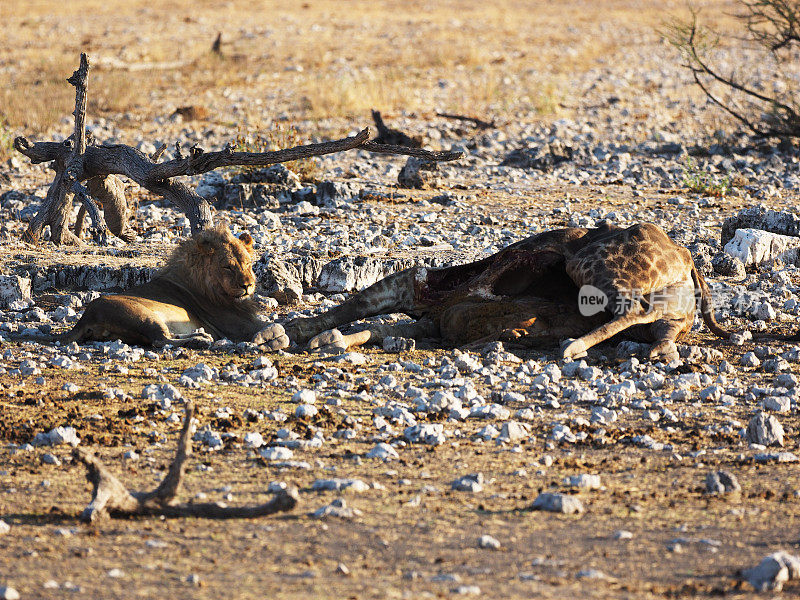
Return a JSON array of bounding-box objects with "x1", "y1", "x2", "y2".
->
[{"x1": 667, "y1": 3, "x2": 800, "y2": 138}]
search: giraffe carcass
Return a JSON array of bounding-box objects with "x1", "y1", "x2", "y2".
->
[{"x1": 284, "y1": 223, "x2": 733, "y2": 361}]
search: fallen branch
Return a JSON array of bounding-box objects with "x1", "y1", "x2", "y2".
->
[{"x1": 73, "y1": 402, "x2": 299, "y2": 521}]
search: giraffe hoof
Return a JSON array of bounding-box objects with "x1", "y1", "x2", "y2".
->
[
  {"x1": 561, "y1": 338, "x2": 588, "y2": 360},
  {"x1": 649, "y1": 341, "x2": 678, "y2": 364},
  {"x1": 308, "y1": 329, "x2": 344, "y2": 350}
]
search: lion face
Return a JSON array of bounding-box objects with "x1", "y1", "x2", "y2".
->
[{"x1": 177, "y1": 226, "x2": 258, "y2": 306}]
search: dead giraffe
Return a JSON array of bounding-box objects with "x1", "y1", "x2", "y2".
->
[{"x1": 284, "y1": 222, "x2": 733, "y2": 362}]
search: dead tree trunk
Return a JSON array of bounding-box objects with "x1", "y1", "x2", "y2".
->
[
  {"x1": 15, "y1": 54, "x2": 461, "y2": 246},
  {"x1": 22, "y1": 54, "x2": 110, "y2": 246},
  {"x1": 73, "y1": 402, "x2": 299, "y2": 521}
]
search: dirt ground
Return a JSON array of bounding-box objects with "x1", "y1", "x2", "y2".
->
[{"x1": 3, "y1": 1, "x2": 800, "y2": 599}]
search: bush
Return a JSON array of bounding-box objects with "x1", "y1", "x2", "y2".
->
[{"x1": 667, "y1": 1, "x2": 800, "y2": 138}]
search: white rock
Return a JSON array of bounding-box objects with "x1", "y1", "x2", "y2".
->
[
  {"x1": 311, "y1": 478, "x2": 369, "y2": 493},
  {"x1": 365, "y1": 443, "x2": 399, "y2": 460},
  {"x1": 244, "y1": 432, "x2": 265, "y2": 448},
  {"x1": 0, "y1": 275, "x2": 31, "y2": 309},
  {"x1": 496, "y1": 421, "x2": 529, "y2": 444},
  {"x1": 743, "y1": 552, "x2": 800, "y2": 591},
  {"x1": 451, "y1": 473, "x2": 484, "y2": 492},
  {"x1": 260, "y1": 446, "x2": 294, "y2": 461},
  {"x1": 404, "y1": 423, "x2": 446, "y2": 445},
  {"x1": 295, "y1": 404, "x2": 318, "y2": 418},
  {"x1": 613, "y1": 530, "x2": 633, "y2": 540},
  {"x1": 724, "y1": 228, "x2": 800, "y2": 267},
  {"x1": 478, "y1": 534, "x2": 501, "y2": 549},
  {"x1": 31, "y1": 426, "x2": 80, "y2": 447},
  {"x1": 0, "y1": 586, "x2": 20, "y2": 600},
  {"x1": 291, "y1": 389, "x2": 316, "y2": 404},
  {"x1": 565, "y1": 474, "x2": 601, "y2": 489},
  {"x1": 763, "y1": 396, "x2": 790, "y2": 412},
  {"x1": 746, "y1": 412, "x2": 784, "y2": 446},
  {"x1": 531, "y1": 492, "x2": 584, "y2": 514}
]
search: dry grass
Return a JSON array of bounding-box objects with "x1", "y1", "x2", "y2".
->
[{"x1": 0, "y1": 0, "x2": 742, "y2": 136}]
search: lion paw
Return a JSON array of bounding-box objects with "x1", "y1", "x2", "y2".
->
[{"x1": 253, "y1": 324, "x2": 290, "y2": 351}]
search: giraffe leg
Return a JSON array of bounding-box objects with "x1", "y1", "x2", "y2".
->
[
  {"x1": 646, "y1": 317, "x2": 688, "y2": 363},
  {"x1": 561, "y1": 308, "x2": 661, "y2": 360},
  {"x1": 284, "y1": 267, "x2": 426, "y2": 345},
  {"x1": 308, "y1": 318, "x2": 438, "y2": 354}
]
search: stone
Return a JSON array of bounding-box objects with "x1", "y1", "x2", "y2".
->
[
  {"x1": 312, "y1": 498, "x2": 362, "y2": 519},
  {"x1": 291, "y1": 389, "x2": 317, "y2": 404},
  {"x1": 705, "y1": 470, "x2": 741, "y2": 494},
  {"x1": 451, "y1": 585, "x2": 481, "y2": 595},
  {"x1": 712, "y1": 253, "x2": 746, "y2": 278},
  {"x1": 721, "y1": 207, "x2": 800, "y2": 246},
  {"x1": 383, "y1": 336, "x2": 416, "y2": 353},
  {"x1": 192, "y1": 426, "x2": 223, "y2": 450},
  {"x1": 0, "y1": 587, "x2": 19, "y2": 600},
  {"x1": 763, "y1": 396, "x2": 790, "y2": 412},
  {"x1": 41, "y1": 453, "x2": 61, "y2": 465},
  {"x1": 743, "y1": 552, "x2": 800, "y2": 592},
  {"x1": 0, "y1": 275, "x2": 31, "y2": 309},
  {"x1": 295, "y1": 404, "x2": 318, "y2": 418},
  {"x1": 745, "y1": 412, "x2": 784, "y2": 446},
  {"x1": 311, "y1": 478, "x2": 369, "y2": 492},
  {"x1": 531, "y1": 492, "x2": 585, "y2": 514},
  {"x1": 451, "y1": 473, "x2": 484, "y2": 492},
  {"x1": 260, "y1": 446, "x2": 294, "y2": 461},
  {"x1": 724, "y1": 228, "x2": 800, "y2": 268},
  {"x1": 365, "y1": 443, "x2": 399, "y2": 460},
  {"x1": 254, "y1": 256, "x2": 303, "y2": 305},
  {"x1": 496, "y1": 421, "x2": 529, "y2": 445},
  {"x1": 565, "y1": 474, "x2": 601, "y2": 489},
  {"x1": 501, "y1": 141, "x2": 573, "y2": 171},
  {"x1": 31, "y1": 426, "x2": 80, "y2": 447},
  {"x1": 0, "y1": 520, "x2": 9, "y2": 535},
  {"x1": 243, "y1": 432, "x2": 265, "y2": 448},
  {"x1": 478, "y1": 534, "x2": 501, "y2": 549},
  {"x1": 404, "y1": 423, "x2": 446, "y2": 445}
]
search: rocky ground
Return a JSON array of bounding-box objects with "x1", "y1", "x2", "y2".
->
[{"x1": 3, "y1": 1, "x2": 800, "y2": 598}]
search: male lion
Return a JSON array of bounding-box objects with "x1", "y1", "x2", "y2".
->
[{"x1": 61, "y1": 225, "x2": 289, "y2": 349}]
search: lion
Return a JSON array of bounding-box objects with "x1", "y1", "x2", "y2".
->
[{"x1": 61, "y1": 224, "x2": 289, "y2": 349}]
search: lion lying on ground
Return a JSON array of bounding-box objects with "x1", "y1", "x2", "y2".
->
[{"x1": 61, "y1": 225, "x2": 289, "y2": 349}]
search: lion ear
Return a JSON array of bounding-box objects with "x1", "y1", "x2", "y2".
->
[
  {"x1": 239, "y1": 232, "x2": 254, "y2": 255},
  {"x1": 239, "y1": 232, "x2": 253, "y2": 247}
]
